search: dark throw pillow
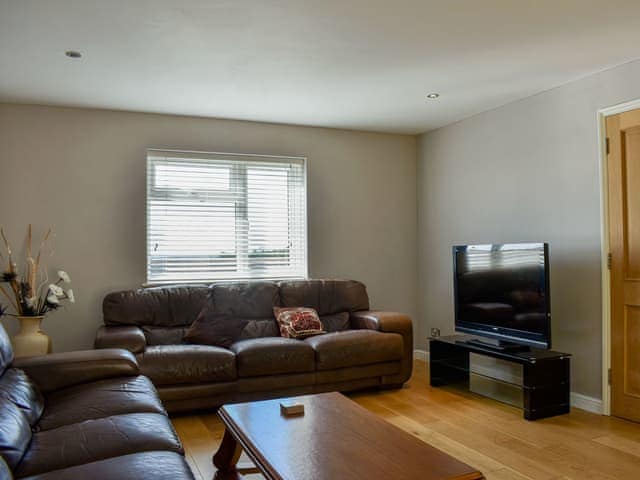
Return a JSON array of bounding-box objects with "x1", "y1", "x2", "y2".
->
[
  {"x1": 183, "y1": 306, "x2": 248, "y2": 349},
  {"x1": 320, "y1": 312, "x2": 350, "y2": 332}
]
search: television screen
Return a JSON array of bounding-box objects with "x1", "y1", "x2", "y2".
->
[{"x1": 453, "y1": 243, "x2": 550, "y2": 349}]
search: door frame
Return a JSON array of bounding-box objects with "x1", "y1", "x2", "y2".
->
[{"x1": 598, "y1": 98, "x2": 640, "y2": 416}]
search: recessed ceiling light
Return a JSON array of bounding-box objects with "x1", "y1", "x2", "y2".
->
[
  {"x1": 426, "y1": 93, "x2": 440, "y2": 99},
  {"x1": 65, "y1": 50, "x2": 82, "y2": 59}
]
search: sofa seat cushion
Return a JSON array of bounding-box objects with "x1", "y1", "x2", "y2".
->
[
  {"x1": 306, "y1": 330, "x2": 403, "y2": 370},
  {"x1": 18, "y1": 451, "x2": 195, "y2": 480},
  {"x1": 138, "y1": 345, "x2": 236, "y2": 386},
  {"x1": 0, "y1": 368, "x2": 44, "y2": 426},
  {"x1": 15, "y1": 413, "x2": 183, "y2": 477},
  {"x1": 230, "y1": 338, "x2": 315, "y2": 377},
  {"x1": 38, "y1": 376, "x2": 165, "y2": 431}
]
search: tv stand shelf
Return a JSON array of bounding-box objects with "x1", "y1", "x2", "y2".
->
[{"x1": 429, "y1": 335, "x2": 571, "y2": 420}]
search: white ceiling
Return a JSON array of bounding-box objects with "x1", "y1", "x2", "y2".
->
[{"x1": 2, "y1": 0, "x2": 640, "y2": 134}]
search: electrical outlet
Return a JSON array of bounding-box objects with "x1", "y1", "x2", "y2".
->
[{"x1": 430, "y1": 328, "x2": 440, "y2": 338}]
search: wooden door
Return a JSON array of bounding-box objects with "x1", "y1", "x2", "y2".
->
[{"x1": 607, "y1": 110, "x2": 640, "y2": 422}]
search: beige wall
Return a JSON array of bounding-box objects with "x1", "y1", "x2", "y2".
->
[
  {"x1": 0, "y1": 103, "x2": 418, "y2": 352},
  {"x1": 417, "y1": 58, "x2": 640, "y2": 400},
  {"x1": 7, "y1": 53, "x2": 637, "y2": 400}
]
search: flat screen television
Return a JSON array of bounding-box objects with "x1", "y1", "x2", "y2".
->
[{"x1": 452, "y1": 242, "x2": 551, "y2": 350}]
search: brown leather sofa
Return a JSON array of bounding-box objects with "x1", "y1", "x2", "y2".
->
[
  {"x1": 95, "y1": 280, "x2": 413, "y2": 412},
  {"x1": 0, "y1": 323, "x2": 194, "y2": 480}
]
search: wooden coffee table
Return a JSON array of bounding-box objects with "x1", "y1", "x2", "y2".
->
[{"x1": 213, "y1": 392, "x2": 483, "y2": 480}]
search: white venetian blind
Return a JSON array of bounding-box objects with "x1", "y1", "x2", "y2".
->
[{"x1": 146, "y1": 150, "x2": 307, "y2": 284}]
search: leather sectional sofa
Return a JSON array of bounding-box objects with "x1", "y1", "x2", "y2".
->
[
  {"x1": 0, "y1": 323, "x2": 193, "y2": 480},
  {"x1": 95, "y1": 280, "x2": 413, "y2": 412}
]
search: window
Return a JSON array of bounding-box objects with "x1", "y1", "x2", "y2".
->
[{"x1": 146, "y1": 150, "x2": 307, "y2": 284}]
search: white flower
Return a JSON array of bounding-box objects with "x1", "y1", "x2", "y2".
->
[
  {"x1": 49, "y1": 284, "x2": 64, "y2": 297},
  {"x1": 46, "y1": 294, "x2": 59, "y2": 305},
  {"x1": 66, "y1": 289, "x2": 75, "y2": 303},
  {"x1": 25, "y1": 296, "x2": 37, "y2": 308},
  {"x1": 57, "y1": 270, "x2": 71, "y2": 283}
]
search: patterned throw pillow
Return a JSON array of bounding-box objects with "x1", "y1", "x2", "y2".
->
[{"x1": 273, "y1": 307, "x2": 325, "y2": 339}]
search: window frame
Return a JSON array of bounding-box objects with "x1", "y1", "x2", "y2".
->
[{"x1": 145, "y1": 148, "x2": 308, "y2": 285}]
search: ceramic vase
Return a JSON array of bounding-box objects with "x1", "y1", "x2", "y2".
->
[{"x1": 12, "y1": 316, "x2": 51, "y2": 358}]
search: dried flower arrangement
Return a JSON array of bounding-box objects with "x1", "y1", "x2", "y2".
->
[{"x1": 0, "y1": 225, "x2": 74, "y2": 317}]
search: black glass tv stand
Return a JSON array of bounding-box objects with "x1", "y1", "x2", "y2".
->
[{"x1": 429, "y1": 335, "x2": 571, "y2": 420}]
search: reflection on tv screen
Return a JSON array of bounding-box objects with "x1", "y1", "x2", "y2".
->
[{"x1": 455, "y1": 244, "x2": 547, "y2": 336}]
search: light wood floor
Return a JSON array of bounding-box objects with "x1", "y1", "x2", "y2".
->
[{"x1": 171, "y1": 360, "x2": 640, "y2": 480}]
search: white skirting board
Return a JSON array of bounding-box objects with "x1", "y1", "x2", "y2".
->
[
  {"x1": 413, "y1": 349, "x2": 429, "y2": 362},
  {"x1": 413, "y1": 349, "x2": 604, "y2": 415},
  {"x1": 570, "y1": 392, "x2": 603, "y2": 415}
]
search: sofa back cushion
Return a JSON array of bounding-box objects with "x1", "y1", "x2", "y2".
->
[
  {"x1": 278, "y1": 280, "x2": 369, "y2": 314},
  {"x1": 103, "y1": 283, "x2": 281, "y2": 343},
  {"x1": 209, "y1": 282, "x2": 279, "y2": 318},
  {"x1": 102, "y1": 280, "x2": 367, "y2": 342},
  {"x1": 0, "y1": 368, "x2": 44, "y2": 427},
  {"x1": 208, "y1": 282, "x2": 280, "y2": 340},
  {"x1": 0, "y1": 322, "x2": 14, "y2": 377},
  {"x1": 0, "y1": 323, "x2": 43, "y2": 438},
  {"x1": 0, "y1": 398, "x2": 31, "y2": 470},
  {"x1": 0, "y1": 456, "x2": 11, "y2": 480},
  {"x1": 103, "y1": 286, "x2": 209, "y2": 328},
  {"x1": 279, "y1": 280, "x2": 369, "y2": 331}
]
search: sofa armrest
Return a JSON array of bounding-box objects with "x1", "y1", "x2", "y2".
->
[
  {"x1": 13, "y1": 349, "x2": 139, "y2": 394},
  {"x1": 350, "y1": 310, "x2": 413, "y2": 385},
  {"x1": 95, "y1": 325, "x2": 146, "y2": 354}
]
